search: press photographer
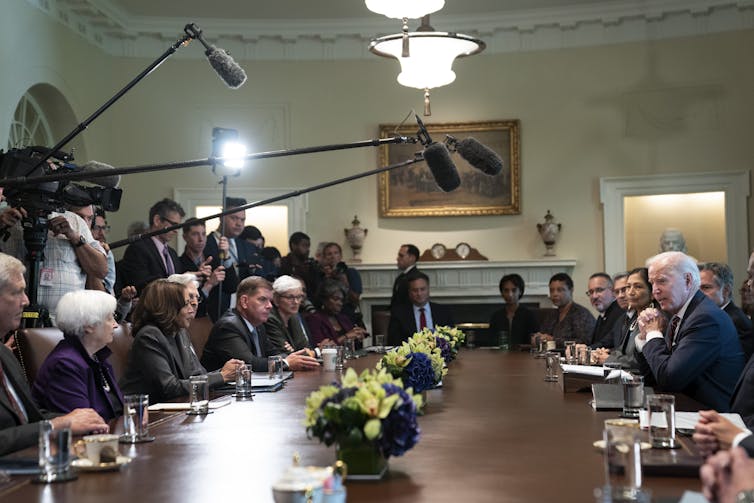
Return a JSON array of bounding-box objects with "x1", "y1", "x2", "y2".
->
[{"x1": 0, "y1": 146, "x2": 122, "y2": 325}]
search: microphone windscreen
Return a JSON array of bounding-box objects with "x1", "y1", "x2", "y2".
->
[
  {"x1": 205, "y1": 46, "x2": 247, "y2": 89},
  {"x1": 457, "y1": 137, "x2": 504, "y2": 176},
  {"x1": 423, "y1": 143, "x2": 460, "y2": 192},
  {"x1": 80, "y1": 161, "x2": 121, "y2": 188}
]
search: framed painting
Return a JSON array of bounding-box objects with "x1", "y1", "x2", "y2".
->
[{"x1": 377, "y1": 120, "x2": 520, "y2": 217}]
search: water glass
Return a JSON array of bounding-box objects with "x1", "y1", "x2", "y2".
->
[
  {"x1": 188, "y1": 375, "x2": 209, "y2": 415},
  {"x1": 268, "y1": 355, "x2": 284, "y2": 379},
  {"x1": 121, "y1": 394, "x2": 151, "y2": 443},
  {"x1": 603, "y1": 362, "x2": 623, "y2": 383},
  {"x1": 236, "y1": 364, "x2": 253, "y2": 400},
  {"x1": 334, "y1": 346, "x2": 345, "y2": 371},
  {"x1": 602, "y1": 421, "x2": 646, "y2": 502},
  {"x1": 647, "y1": 394, "x2": 676, "y2": 448},
  {"x1": 344, "y1": 338, "x2": 356, "y2": 359},
  {"x1": 544, "y1": 351, "x2": 559, "y2": 382},
  {"x1": 564, "y1": 340, "x2": 577, "y2": 364},
  {"x1": 621, "y1": 374, "x2": 644, "y2": 419},
  {"x1": 374, "y1": 334, "x2": 386, "y2": 353},
  {"x1": 578, "y1": 346, "x2": 592, "y2": 365},
  {"x1": 38, "y1": 420, "x2": 75, "y2": 482},
  {"x1": 497, "y1": 330, "x2": 510, "y2": 351}
]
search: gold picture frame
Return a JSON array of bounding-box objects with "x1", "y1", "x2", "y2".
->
[{"x1": 378, "y1": 120, "x2": 520, "y2": 217}]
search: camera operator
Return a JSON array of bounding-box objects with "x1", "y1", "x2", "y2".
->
[
  {"x1": 319, "y1": 242, "x2": 364, "y2": 328},
  {"x1": 280, "y1": 231, "x2": 320, "y2": 306},
  {"x1": 2, "y1": 204, "x2": 107, "y2": 323}
]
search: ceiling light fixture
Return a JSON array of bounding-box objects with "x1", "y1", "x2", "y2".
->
[
  {"x1": 369, "y1": 16, "x2": 485, "y2": 116},
  {"x1": 365, "y1": 0, "x2": 445, "y2": 57}
]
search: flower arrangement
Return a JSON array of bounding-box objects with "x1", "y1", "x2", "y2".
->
[
  {"x1": 433, "y1": 325, "x2": 466, "y2": 360},
  {"x1": 304, "y1": 368, "x2": 422, "y2": 459},
  {"x1": 377, "y1": 332, "x2": 448, "y2": 393}
]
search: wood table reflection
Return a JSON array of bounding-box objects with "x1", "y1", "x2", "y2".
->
[{"x1": 0, "y1": 351, "x2": 701, "y2": 502}]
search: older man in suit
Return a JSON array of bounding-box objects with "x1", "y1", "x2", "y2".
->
[
  {"x1": 201, "y1": 276, "x2": 319, "y2": 372},
  {"x1": 636, "y1": 251, "x2": 744, "y2": 411},
  {"x1": 0, "y1": 253, "x2": 107, "y2": 455},
  {"x1": 388, "y1": 271, "x2": 455, "y2": 346}
]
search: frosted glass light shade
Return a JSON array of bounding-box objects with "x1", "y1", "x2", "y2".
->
[
  {"x1": 365, "y1": 0, "x2": 445, "y2": 20},
  {"x1": 369, "y1": 32, "x2": 484, "y2": 90}
]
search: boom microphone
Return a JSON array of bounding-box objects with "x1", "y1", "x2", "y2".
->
[
  {"x1": 453, "y1": 137, "x2": 504, "y2": 176},
  {"x1": 78, "y1": 161, "x2": 121, "y2": 188},
  {"x1": 184, "y1": 24, "x2": 247, "y2": 89},
  {"x1": 423, "y1": 143, "x2": 461, "y2": 192}
]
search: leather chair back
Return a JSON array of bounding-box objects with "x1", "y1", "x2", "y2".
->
[
  {"x1": 15, "y1": 327, "x2": 64, "y2": 385},
  {"x1": 108, "y1": 323, "x2": 132, "y2": 383},
  {"x1": 189, "y1": 317, "x2": 214, "y2": 360},
  {"x1": 372, "y1": 310, "x2": 391, "y2": 340}
]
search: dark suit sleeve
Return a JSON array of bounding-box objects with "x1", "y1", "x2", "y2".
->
[
  {"x1": 202, "y1": 318, "x2": 267, "y2": 372},
  {"x1": 739, "y1": 435, "x2": 754, "y2": 458},
  {"x1": 119, "y1": 242, "x2": 163, "y2": 294},
  {"x1": 431, "y1": 303, "x2": 454, "y2": 328},
  {"x1": 387, "y1": 306, "x2": 415, "y2": 346},
  {"x1": 264, "y1": 313, "x2": 290, "y2": 355}
]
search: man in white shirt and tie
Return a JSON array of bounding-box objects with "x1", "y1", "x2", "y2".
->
[{"x1": 387, "y1": 271, "x2": 455, "y2": 346}]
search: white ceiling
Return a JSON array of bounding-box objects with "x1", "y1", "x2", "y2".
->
[{"x1": 35, "y1": 0, "x2": 753, "y2": 59}]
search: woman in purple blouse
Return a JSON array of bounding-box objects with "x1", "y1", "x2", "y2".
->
[
  {"x1": 32, "y1": 290, "x2": 123, "y2": 421},
  {"x1": 305, "y1": 279, "x2": 367, "y2": 348}
]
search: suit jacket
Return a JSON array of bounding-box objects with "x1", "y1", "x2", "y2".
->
[
  {"x1": 639, "y1": 290, "x2": 744, "y2": 411},
  {"x1": 264, "y1": 306, "x2": 311, "y2": 354},
  {"x1": 487, "y1": 304, "x2": 539, "y2": 347},
  {"x1": 724, "y1": 301, "x2": 754, "y2": 361},
  {"x1": 387, "y1": 301, "x2": 455, "y2": 346},
  {"x1": 731, "y1": 353, "x2": 754, "y2": 429},
  {"x1": 390, "y1": 265, "x2": 418, "y2": 308},
  {"x1": 119, "y1": 238, "x2": 183, "y2": 294},
  {"x1": 739, "y1": 434, "x2": 754, "y2": 457},
  {"x1": 201, "y1": 309, "x2": 273, "y2": 372},
  {"x1": 32, "y1": 335, "x2": 123, "y2": 421},
  {"x1": 605, "y1": 313, "x2": 641, "y2": 371},
  {"x1": 0, "y1": 345, "x2": 52, "y2": 455},
  {"x1": 590, "y1": 300, "x2": 626, "y2": 347},
  {"x1": 119, "y1": 325, "x2": 222, "y2": 404}
]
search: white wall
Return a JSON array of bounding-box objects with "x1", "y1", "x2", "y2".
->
[{"x1": 3, "y1": 0, "x2": 753, "y2": 309}]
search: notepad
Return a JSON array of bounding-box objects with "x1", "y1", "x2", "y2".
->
[{"x1": 148, "y1": 397, "x2": 233, "y2": 411}]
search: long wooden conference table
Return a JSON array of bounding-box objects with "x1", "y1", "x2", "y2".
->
[{"x1": 0, "y1": 350, "x2": 703, "y2": 502}]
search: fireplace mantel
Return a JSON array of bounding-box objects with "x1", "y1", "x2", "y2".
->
[{"x1": 354, "y1": 259, "x2": 577, "y2": 332}]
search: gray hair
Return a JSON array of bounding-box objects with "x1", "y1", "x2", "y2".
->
[
  {"x1": 648, "y1": 251, "x2": 701, "y2": 290},
  {"x1": 55, "y1": 290, "x2": 117, "y2": 337},
  {"x1": 0, "y1": 253, "x2": 25, "y2": 292},
  {"x1": 167, "y1": 273, "x2": 200, "y2": 288},
  {"x1": 698, "y1": 262, "x2": 734, "y2": 302},
  {"x1": 272, "y1": 275, "x2": 303, "y2": 294}
]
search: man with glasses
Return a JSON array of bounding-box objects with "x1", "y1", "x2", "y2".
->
[
  {"x1": 179, "y1": 218, "x2": 230, "y2": 319},
  {"x1": 587, "y1": 272, "x2": 625, "y2": 348},
  {"x1": 119, "y1": 198, "x2": 186, "y2": 294}
]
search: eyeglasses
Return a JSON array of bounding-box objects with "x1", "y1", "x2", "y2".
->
[
  {"x1": 188, "y1": 293, "x2": 203, "y2": 305},
  {"x1": 161, "y1": 216, "x2": 180, "y2": 227},
  {"x1": 279, "y1": 294, "x2": 305, "y2": 302},
  {"x1": 92, "y1": 224, "x2": 110, "y2": 232},
  {"x1": 585, "y1": 287, "x2": 608, "y2": 296}
]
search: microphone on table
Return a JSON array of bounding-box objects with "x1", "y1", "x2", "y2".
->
[
  {"x1": 184, "y1": 23, "x2": 248, "y2": 89},
  {"x1": 445, "y1": 136, "x2": 504, "y2": 176},
  {"x1": 415, "y1": 115, "x2": 461, "y2": 192}
]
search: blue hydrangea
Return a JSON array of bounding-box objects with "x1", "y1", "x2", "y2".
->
[
  {"x1": 379, "y1": 383, "x2": 421, "y2": 458},
  {"x1": 435, "y1": 336, "x2": 452, "y2": 364},
  {"x1": 403, "y1": 352, "x2": 436, "y2": 393}
]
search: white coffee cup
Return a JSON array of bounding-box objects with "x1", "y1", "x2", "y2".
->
[
  {"x1": 76, "y1": 433, "x2": 120, "y2": 464},
  {"x1": 322, "y1": 347, "x2": 337, "y2": 371}
]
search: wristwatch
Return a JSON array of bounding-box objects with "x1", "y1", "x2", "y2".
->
[
  {"x1": 73, "y1": 234, "x2": 87, "y2": 248},
  {"x1": 737, "y1": 489, "x2": 754, "y2": 503}
]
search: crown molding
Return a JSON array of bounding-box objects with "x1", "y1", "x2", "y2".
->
[{"x1": 26, "y1": 0, "x2": 754, "y2": 60}]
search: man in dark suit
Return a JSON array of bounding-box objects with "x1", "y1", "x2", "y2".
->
[
  {"x1": 0, "y1": 253, "x2": 107, "y2": 455},
  {"x1": 390, "y1": 244, "x2": 420, "y2": 308},
  {"x1": 586, "y1": 272, "x2": 625, "y2": 348},
  {"x1": 201, "y1": 276, "x2": 319, "y2": 372},
  {"x1": 118, "y1": 198, "x2": 186, "y2": 294},
  {"x1": 203, "y1": 197, "x2": 257, "y2": 316},
  {"x1": 699, "y1": 262, "x2": 754, "y2": 360},
  {"x1": 388, "y1": 271, "x2": 455, "y2": 346},
  {"x1": 636, "y1": 251, "x2": 744, "y2": 411}
]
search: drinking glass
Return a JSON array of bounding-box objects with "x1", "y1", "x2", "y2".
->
[
  {"x1": 121, "y1": 394, "x2": 153, "y2": 443},
  {"x1": 600, "y1": 421, "x2": 651, "y2": 502},
  {"x1": 497, "y1": 330, "x2": 510, "y2": 352},
  {"x1": 544, "y1": 351, "x2": 559, "y2": 382},
  {"x1": 236, "y1": 364, "x2": 253, "y2": 400},
  {"x1": 188, "y1": 375, "x2": 210, "y2": 415},
  {"x1": 268, "y1": 355, "x2": 283, "y2": 379},
  {"x1": 334, "y1": 346, "x2": 345, "y2": 371},
  {"x1": 374, "y1": 334, "x2": 386, "y2": 353},
  {"x1": 564, "y1": 340, "x2": 577, "y2": 364},
  {"x1": 37, "y1": 420, "x2": 76, "y2": 483},
  {"x1": 344, "y1": 338, "x2": 356, "y2": 359},
  {"x1": 647, "y1": 394, "x2": 677, "y2": 448},
  {"x1": 621, "y1": 374, "x2": 644, "y2": 419}
]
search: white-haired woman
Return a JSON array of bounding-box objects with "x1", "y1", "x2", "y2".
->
[
  {"x1": 32, "y1": 290, "x2": 122, "y2": 421},
  {"x1": 264, "y1": 275, "x2": 312, "y2": 354}
]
